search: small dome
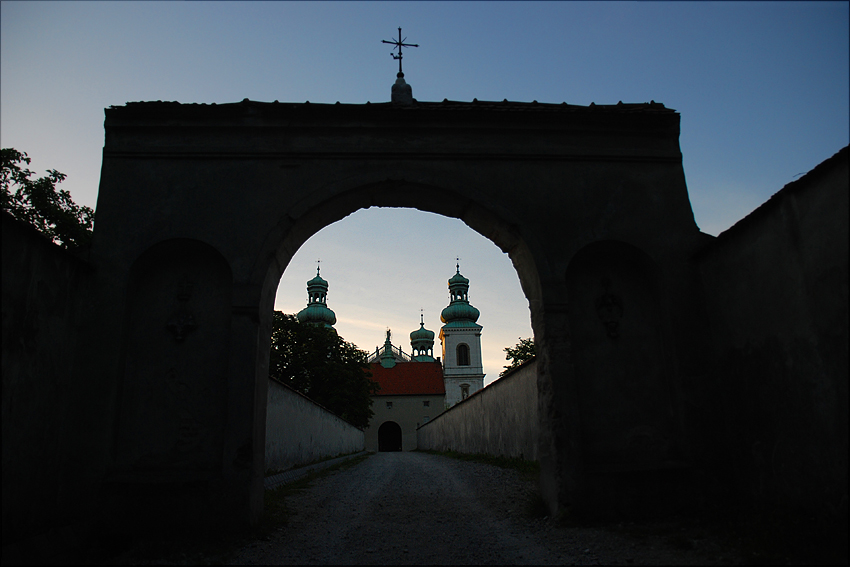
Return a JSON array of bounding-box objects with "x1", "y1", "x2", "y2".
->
[
  {"x1": 448, "y1": 270, "x2": 469, "y2": 286},
  {"x1": 410, "y1": 322, "x2": 435, "y2": 342},
  {"x1": 410, "y1": 316, "x2": 436, "y2": 362},
  {"x1": 306, "y1": 273, "x2": 328, "y2": 290}
]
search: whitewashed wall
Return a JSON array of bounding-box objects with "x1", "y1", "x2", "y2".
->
[
  {"x1": 417, "y1": 358, "x2": 538, "y2": 461},
  {"x1": 265, "y1": 378, "x2": 364, "y2": 472}
]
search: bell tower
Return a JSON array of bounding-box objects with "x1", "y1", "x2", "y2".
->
[{"x1": 439, "y1": 263, "x2": 485, "y2": 407}]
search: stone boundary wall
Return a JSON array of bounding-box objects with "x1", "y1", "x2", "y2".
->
[
  {"x1": 1, "y1": 213, "x2": 94, "y2": 546},
  {"x1": 417, "y1": 358, "x2": 538, "y2": 461},
  {"x1": 265, "y1": 377, "x2": 364, "y2": 473},
  {"x1": 695, "y1": 146, "x2": 848, "y2": 517}
]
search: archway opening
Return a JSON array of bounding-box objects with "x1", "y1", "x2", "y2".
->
[
  {"x1": 377, "y1": 421, "x2": 403, "y2": 452},
  {"x1": 260, "y1": 186, "x2": 542, "y2": 472},
  {"x1": 272, "y1": 207, "x2": 534, "y2": 387}
]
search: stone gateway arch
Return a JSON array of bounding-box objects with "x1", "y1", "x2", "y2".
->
[
  {"x1": 86, "y1": 98, "x2": 705, "y2": 528},
  {"x1": 9, "y1": 97, "x2": 845, "y2": 541}
]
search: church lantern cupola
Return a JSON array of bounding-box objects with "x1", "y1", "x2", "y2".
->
[
  {"x1": 440, "y1": 264, "x2": 481, "y2": 326},
  {"x1": 296, "y1": 265, "x2": 337, "y2": 328},
  {"x1": 410, "y1": 312, "x2": 436, "y2": 362}
]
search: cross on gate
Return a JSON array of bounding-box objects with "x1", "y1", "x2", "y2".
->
[{"x1": 382, "y1": 27, "x2": 418, "y2": 76}]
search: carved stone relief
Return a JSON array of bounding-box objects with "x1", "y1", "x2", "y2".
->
[
  {"x1": 166, "y1": 277, "x2": 197, "y2": 342},
  {"x1": 595, "y1": 278, "x2": 623, "y2": 338}
]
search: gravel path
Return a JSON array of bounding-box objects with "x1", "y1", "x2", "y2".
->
[{"x1": 229, "y1": 452, "x2": 738, "y2": 565}]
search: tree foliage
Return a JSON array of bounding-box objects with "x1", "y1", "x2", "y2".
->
[
  {"x1": 501, "y1": 337, "x2": 536, "y2": 376},
  {"x1": 269, "y1": 312, "x2": 379, "y2": 428},
  {"x1": 1, "y1": 148, "x2": 95, "y2": 248}
]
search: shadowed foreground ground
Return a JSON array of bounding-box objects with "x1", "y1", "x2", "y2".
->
[
  {"x1": 229, "y1": 452, "x2": 736, "y2": 565},
  {"x1": 96, "y1": 452, "x2": 846, "y2": 565}
]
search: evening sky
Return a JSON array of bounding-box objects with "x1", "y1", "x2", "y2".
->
[{"x1": 2, "y1": 1, "x2": 847, "y2": 382}]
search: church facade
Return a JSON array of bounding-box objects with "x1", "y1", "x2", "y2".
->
[
  {"x1": 295, "y1": 264, "x2": 486, "y2": 451},
  {"x1": 364, "y1": 335, "x2": 445, "y2": 452},
  {"x1": 363, "y1": 264, "x2": 486, "y2": 451}
]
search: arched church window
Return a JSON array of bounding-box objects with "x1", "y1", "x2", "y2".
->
[{"x1": 457, "y1": 343, "x2": 470, "y2": 366}]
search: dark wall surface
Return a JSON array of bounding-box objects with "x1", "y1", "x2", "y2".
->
[
  {"x1": 695, "y1": 146, "x2": 848, "y2": 518},
  {"x1": 1, "y1": 213, "x2": 94, "y2": 550}
]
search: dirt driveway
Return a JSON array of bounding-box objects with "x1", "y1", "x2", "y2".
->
[{"x1": 228, "y1": 452, "x2": 737, "y2": 565}]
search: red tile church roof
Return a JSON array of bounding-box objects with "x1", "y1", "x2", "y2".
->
[{"x1": 369, "y1": 361, "x2": 445, "y2": 396}]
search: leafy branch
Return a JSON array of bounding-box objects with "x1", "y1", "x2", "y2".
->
[{"x1": 1, "y1": 148, "x2": 94, "y2": 248}]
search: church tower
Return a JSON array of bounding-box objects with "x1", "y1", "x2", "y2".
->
[
  {"x1": 296, "y1": 266, "x2": 336, "y2": 328},
  {"x1": 439, "y1": 264, "x2": 485, "y2": 407}
]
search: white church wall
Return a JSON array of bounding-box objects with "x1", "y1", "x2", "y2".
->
[
  {"x1": 265, "y1": 378, "x2": 364, "y2": 473},
  {"x1": 366, "y1": 393, "x2": 444, "y2": 451},
  {"x1": 418, "y1": 358, "x2": 538, "y2": 461},
  {"x1": 443, "y1": 376, "x2": 484, "y2": 408},
  {"x1": 440, "y1": 326, "x2": 484, "y2": 375}
]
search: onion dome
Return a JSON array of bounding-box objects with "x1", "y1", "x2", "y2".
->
[
  {"x1": 410, "y1": 312, "x2": 435, "y2": 361},
  {"x1": 296, "y1": 266, "x2": 336, "y2": 328},
  {"x1": 440, "y1": 264, "x2": 480, "y2": 326}
]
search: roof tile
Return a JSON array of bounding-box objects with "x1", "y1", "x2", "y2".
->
[{"x1": 370, "y1": 361, "x2": 445, "y2": 396}]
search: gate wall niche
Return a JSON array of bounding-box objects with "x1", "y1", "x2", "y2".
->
[
  {"x1": 78, "y1": 98, "x2": 706, "y2": 529},
  {"x1": 115, "y1": 239, "x2": 231, "y2": 477},
  {"x1": 566, "y1": 240, "x2": 679, "y2": 469}
]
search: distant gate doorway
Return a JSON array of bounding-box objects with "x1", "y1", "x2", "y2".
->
[{"x1": 378, "y1": 421, "x2": 403, "y2": 452}]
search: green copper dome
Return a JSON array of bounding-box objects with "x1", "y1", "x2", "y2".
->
[
  {"x1": 296, "y1": 303, "x2": 337, "y2": 327},
  {"x1": 448, "y1": 271, "x2": 469, "y2": 286},
  {"x1": 410, "y1": 322, "x2": 435, "y2": 342},
  {"x1": 410, "y1": 314, "x2": 436, "y2": 362},
  {"x1": 440, "y1": 265, "x2": 481, "y2": 326},
  {"x1": 306, "y1": 272, "x2": 328, "y2": 289},
  {"x1": 440, "y1": 302, "x2": 480, "y2": 325},
  {"x1": 296, "y1": 266, "x2": 336, "y2": 328}
]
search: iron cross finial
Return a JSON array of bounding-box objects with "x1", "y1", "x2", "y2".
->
[{"x1": 382, "y1": 27, "x2": 418, "y2": 77}]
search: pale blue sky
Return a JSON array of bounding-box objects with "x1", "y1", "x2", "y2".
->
[{"x1": 2, "y1": 2, "x2": 848, "y2": 382}]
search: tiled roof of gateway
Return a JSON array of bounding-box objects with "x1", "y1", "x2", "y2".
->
[
  {"x1": 114, "y1": 98, "x2": 676, "y2": 115},
  {"x1": 370, "y1": 361, "x2": 446, "y2": 396}
]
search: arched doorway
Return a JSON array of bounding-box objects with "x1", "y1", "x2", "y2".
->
[{"x1": 378, "y1": 421, "x2": 403, "y2": 452}]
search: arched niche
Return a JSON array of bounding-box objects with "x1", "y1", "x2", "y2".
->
[
  {"x1": 565, "y1": 240, "x2": 680, "y2": 469},
  {"x1": 113, "y1": 238, "x2": 233, "y2": 479}
]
